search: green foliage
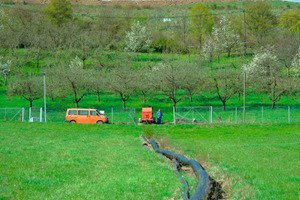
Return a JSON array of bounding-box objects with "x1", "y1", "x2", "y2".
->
[
  {"x1": 245, "y1": 2, "x2": 277, "y2": 46},
  {"x1": 279, "y1": 8, "x2": 300, "y2": 34},
  {"x1": 44, "y1": 0, "x2": 72, "y2": 25},
  {"x1": 190, "y1": 3, "x2": 214, "y2": 46},
  {"x1": 152, "y1": 34, "x2": 185, "y2": 54},
  {"x1": 142, "y1": 125, "x2": 155, "y2": 138}
]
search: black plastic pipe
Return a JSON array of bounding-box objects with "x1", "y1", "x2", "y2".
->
[{"x1": 150, "y1": 138, "x2": 211, "y2": 200}]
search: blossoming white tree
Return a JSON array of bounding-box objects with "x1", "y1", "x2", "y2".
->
[
  {"x1": 212, "y1": 17, "x2": 241, "y2": 57},
  {"x1": 125, "y1": 21, "x2": 151, "y2": 62},
  {"x1": 0, "y1": 56, "x2": 11, "y2": 86},
  {"x1": 243, "y1": 47, "x2": 289, "y2": 108}
]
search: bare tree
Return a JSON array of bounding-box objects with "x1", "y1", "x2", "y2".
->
[
  {"x1": 56, "y1": 57, "x2": 91, "y2": 108},
  {"x1": 151, "y1": 61, "x2": 186, "y2": 111},
  {"x1": 133, "y1": 66, "x2": 153, "y2": 103},
  {"x1": 211, "y1": 67, "x2": 240, "y2": 111},
  {"x1": 8, "y1": 73, "x2": 43, "y2": 108},
  {"x1": 275, "y1": 32, "x2": 300, "y2": 76},
  {"x1": 181, "y1": 63, "x2": 202, "y2": 102},
  {"x1": 107, "y1": 65, "x2": 135, "y2": 111},
  {"x1": 90, "y1": 68, "x2": 106, "y2": 103}
]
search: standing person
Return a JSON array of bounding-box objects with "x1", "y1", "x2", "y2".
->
[{"x1": 156, "y1": 109, "x2": 163, "y2": 124}]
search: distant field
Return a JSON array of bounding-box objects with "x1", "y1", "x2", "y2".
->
[{"x1": 0, "y1": 122, "x2": 299, "y2": 199}]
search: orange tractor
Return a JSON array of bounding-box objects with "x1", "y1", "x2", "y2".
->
[{"x1": 139, "y1": 107, "x2": 156, "y2": 124}]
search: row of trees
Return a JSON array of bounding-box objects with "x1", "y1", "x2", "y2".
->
[
  {"x1": 7, "y1": 46, "x2": 300, "y2": 111},
  {"x1": 0, "y1": 1, "x2": 299, "y2": 69}
]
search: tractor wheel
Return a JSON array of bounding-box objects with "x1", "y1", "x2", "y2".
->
[
  {"x1": 97, "y1": 120, "x2": 103, "y2": 124},
  {"x1": 70, "y1": 120, "x2": 76, "y2": 124}
]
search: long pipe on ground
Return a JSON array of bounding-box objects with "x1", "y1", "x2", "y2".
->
[
  {"x1": 173, "y1": 158, "x2": 190, "y2": 200},
  {"x1": 150, "y1": 138, "x2": 211, "y2": 200}
]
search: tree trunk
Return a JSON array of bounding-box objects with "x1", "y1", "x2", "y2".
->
[
  {"x1": 123, "y1": 100, "x2": 126, "y2": 112},
  {"x1": 97, "y1": 92, "x2": 100, "y2": 102},
  {"x1": 142, "y1": 92, "x2": 146, "y2": 103},
  {"x1": 222, "y1": 101, "x2": 226, "y2": 111},
  {"x1": 30, "y1": 100, "x2": 33, "y2": 108},
  {"x1": 218, "y1": 55, "x2": 220, "y2": 63},
  {"x1": 36, "y1": 50, "x2": 40, "y2": 68},
  {"x1": 173, "y1": 101, "x2": 177, "y2": 112},
  {"x1": 272, "y1": 101, "x2": 275, "y2": 109},
  {"x1": 189, "y1": 94, "x2": 193, "y2": 102},
  {"x1": 238, "y1": 93, "x2": 241, "y2": 101},
  {"x1": 4, "y1": 74, "x2": 7, "y2": 86},
  {"x1": 51, "y1": 96, "x2": 54, "y2": 102},
  {"x1": 75, "y1": 101, "x2": 79, "y2": 108},
  {"x1": 227, "y1": 50, "x2": 231, "y2": 57},
  {"x1": 82, "y1": 59, "x2": 86, "y2": 69},
  {"x1": 136, "y1": 52, "x2": 139, "y2": 62},
  {"x1": 287, "y1": 67, "x2": 290, "y2": 77}
]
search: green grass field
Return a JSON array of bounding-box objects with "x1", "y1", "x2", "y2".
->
[
  {"x1": 0, "y1": 122, "x2": 182, "y2": 199},
  {"x1": 0, "y1": 122, "x2": 299, "y2": 199}
]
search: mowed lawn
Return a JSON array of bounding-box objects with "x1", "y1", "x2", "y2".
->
[
  {"x1": 0, "y1": 123, "x2": 182, "y2": 200},
  {"x1": 0, "y1": 123, "x2": 299, "y2": 200}
]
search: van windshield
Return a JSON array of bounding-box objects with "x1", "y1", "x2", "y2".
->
[{"x1": 97, "y1": 110, "x2": 103, "y2": 115}]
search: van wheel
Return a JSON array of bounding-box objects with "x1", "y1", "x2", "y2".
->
[
  {"x1": 97, "y1": 121, "x2": 103, "y2": 124},
  {"x1": 70, "y1": 120, "x2": 76, "y2": 124}
]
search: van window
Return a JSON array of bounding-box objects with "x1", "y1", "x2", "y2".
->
[
  {"x1": 78, "y1": 110, "x2": 89, "y2": 115},
  {"x1": 68, "y1": 110, "x2": 77, "y2": 115},
  {"x1": 90, "y1": 111, "x2": 98, "y2": 116}
]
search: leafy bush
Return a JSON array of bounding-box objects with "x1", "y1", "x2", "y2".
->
[{"x1": 142, "y1": 125, "x2": 155, "y2": 138}]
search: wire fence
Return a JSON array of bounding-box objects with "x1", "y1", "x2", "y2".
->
[
  {"x1": 0, "y1": 106, "x2": 299, "y2": 124},
  {"x1": 175, "y1": 106, "x2": 300, "y2": 124}
]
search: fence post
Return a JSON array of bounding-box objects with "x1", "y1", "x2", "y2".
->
[
  {"x1": 288, "y1": 106, "x2": 290, "y2": 124},
  {"x1": 173, "y1": 106, "x2": 176, "y2": 124},
  {"x1": 192, "y1": 107, "x2": 194, "y2": 121},
  {"x1": 40, "y1": 107, "x2": 43, "y2": 122},
  {"x1": 235, "y1": 107, "x2": 238, "y2": 124},
  {"x1": 134, "y1": 108, "x2": 136, "y2": 124},
  {"x1": 4, "y1": 108, "x2": 6, "y2": 121},
  {"x1": 111, "y1": 107, "x2": 114, "y2": 124},
  {"x1": 29, "y1": 107, "x2": 32, "y2": 121},
  {"x1": 210, "y1": 106, "x2": 213, "y2": 123},
  {"x1": 22, "y1": 108, "x2": 25, "y2": 122},
  {"x1": 262, "y1": 106, "x2": 264, "y2": 124}
]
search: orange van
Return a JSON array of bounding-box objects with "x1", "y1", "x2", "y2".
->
[{"x1": 65, "y1": 108, "x2": 109, "y2": 124}]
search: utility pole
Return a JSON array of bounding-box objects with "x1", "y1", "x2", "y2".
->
[
  {"x1": 243, "y1": 71, "x2": 246, "y2": 123},
  {"x1": 43, "y1": 72, "x2": 47, "y2": 122},
  {"x1": 243, "y1": 9, "x2": 247, "y2": 56}
]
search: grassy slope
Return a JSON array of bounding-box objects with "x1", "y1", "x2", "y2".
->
[
  {"x1": 0, "y1": 122, "x2": 182, "y2": 199},
  {"x1": 153, "y1": 123, "x2": 300, "y2": 199}
]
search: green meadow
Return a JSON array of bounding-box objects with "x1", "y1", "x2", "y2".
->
[{"x1": 0, "y1": 122, "x2": 299, "y2": 199}]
